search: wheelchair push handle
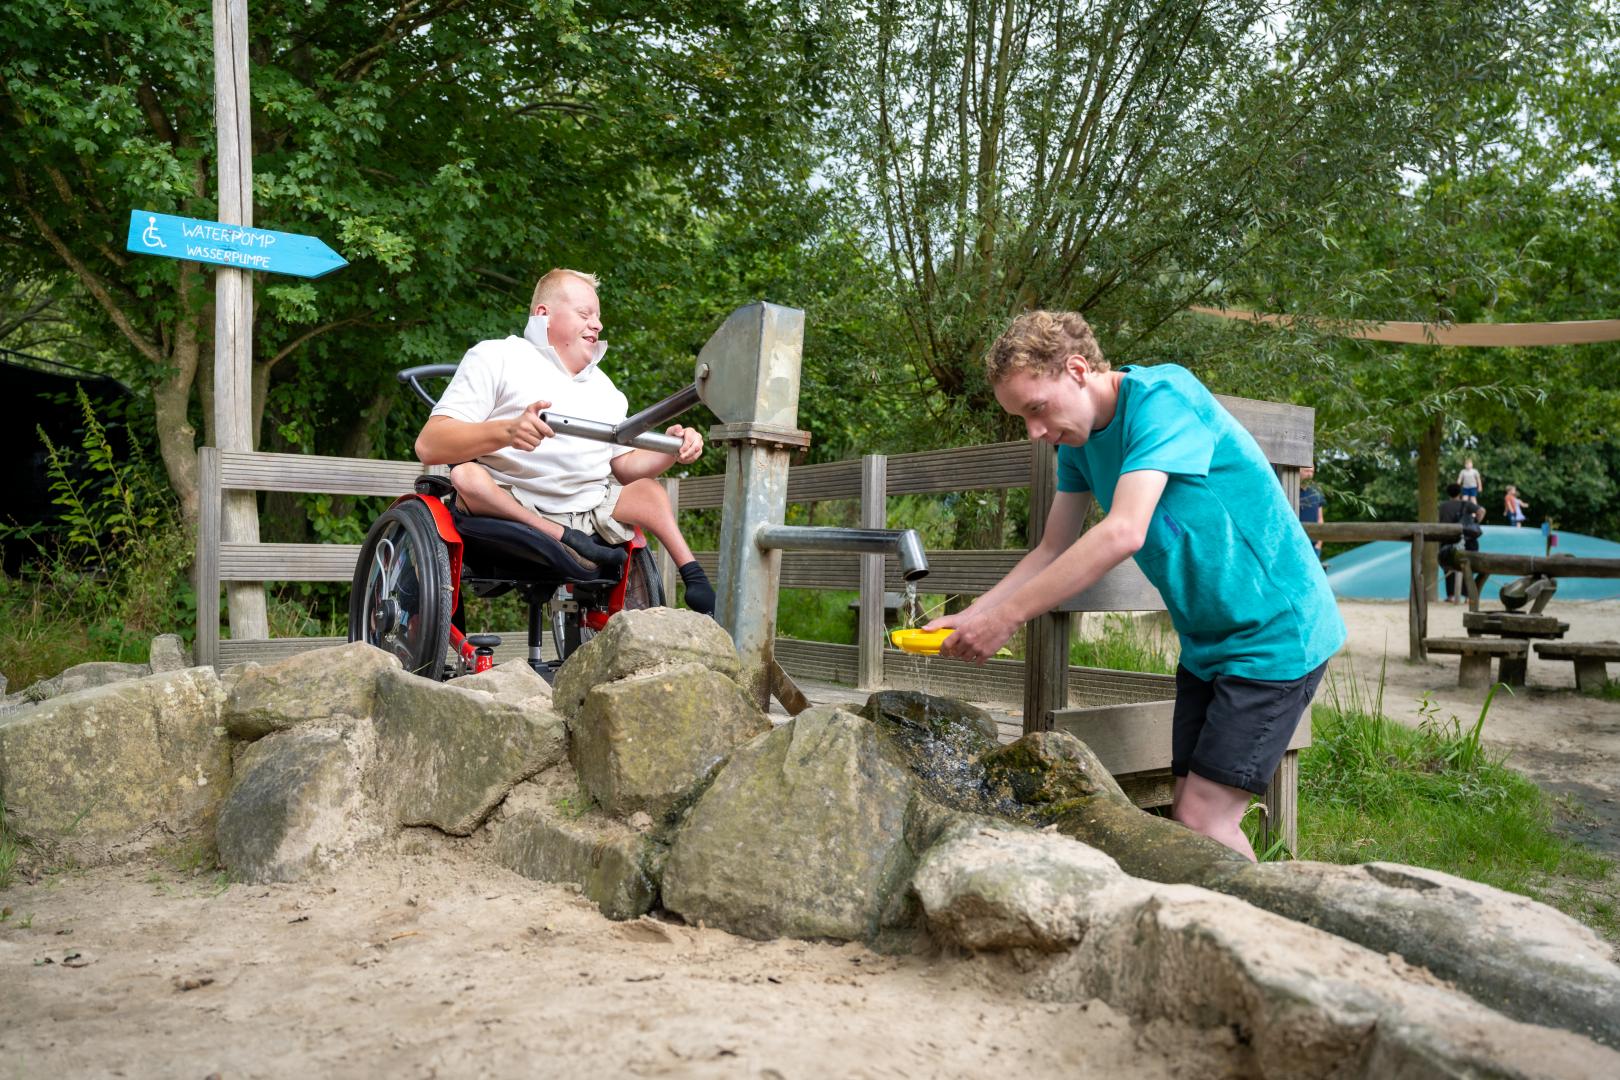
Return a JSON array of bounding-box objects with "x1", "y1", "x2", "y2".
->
[{"x1": 397, "y1": 365, "x2": 700, "y2": 456}]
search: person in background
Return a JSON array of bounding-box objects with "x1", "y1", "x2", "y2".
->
[
  {"x1": 1504, "y1": 484, "x2": 1530, "y2": 527},
  {"x1": 1457, "y1": 458, "x2": 1482, "y2": 505},
  {"x1": 1438, "y1": 483, "x2": 1486, "y2": 603},
  {"x1": 1298, "y1": 464, "x2": 1325, "y2": 556}
]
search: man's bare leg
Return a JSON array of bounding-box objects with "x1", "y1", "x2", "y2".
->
[
  {"x1": 611, "y1": 478, "x2": 695, "y2": 564},
  {"x1": 611, "y1": 478, "x2": 713, "y2": 613},
  {"x1": 1172, "y1": 772, "x2": 1257, "y2": 861},
  {"x1": 449, "y1": 462, "x2": 566, "y2": 539}
]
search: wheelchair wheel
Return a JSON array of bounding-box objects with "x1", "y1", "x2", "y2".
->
[
  {"x1": 550, "y1": 546, "x2": 668, "y2": 663},
  {"x1": 349, "y1": 499, "x2": 453, "y2": 679},
  {"x1": 623, "y1": 546, "x2": 666, "y2": 611}
]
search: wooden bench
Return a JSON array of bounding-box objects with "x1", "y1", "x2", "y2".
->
[
  {"x1": 1423, "y1": 636, "x2": 1529, "y2": 689},
  {"x1": 1534, "y1": 640, "x2": 1620, "y2": 692}
]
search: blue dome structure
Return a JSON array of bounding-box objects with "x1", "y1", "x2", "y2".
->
[{"x1": 1323, "y1": 525, "x2": 1620, "y2": 602}]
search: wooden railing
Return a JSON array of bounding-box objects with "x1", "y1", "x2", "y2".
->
[
  {"x1": 669, "y1": 392, "x2": 1315, "y2": 850},
  {"x1": 1302, "y1": 521, "x2": 1465, "y2": 662},
  {"x1": 194, "y1": 389, "x2": 1315, "y2": 848}
]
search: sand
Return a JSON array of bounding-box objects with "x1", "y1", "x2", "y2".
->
[{"x1": 3, "y1": 599, "x2": 1618, "y2": 1077}]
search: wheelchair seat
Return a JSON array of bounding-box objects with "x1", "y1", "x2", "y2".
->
[{"x1": 448, "y1": 502, "x2": 620, "y2": 588}]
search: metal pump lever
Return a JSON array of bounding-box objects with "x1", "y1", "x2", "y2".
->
[
  {"x1": 540, "y1": 381, "x2": 703, "y2": 456},
  {"x1": 397, "y1": 364, "x2": 701, "y2": 456}
]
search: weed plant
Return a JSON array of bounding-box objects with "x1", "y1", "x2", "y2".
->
[
  {"x1": 0, "y1": 389, "x2": 191, "y2": 688},
  {"x1": 0, "y1": 801, "x2": 21, "y2": 889}
]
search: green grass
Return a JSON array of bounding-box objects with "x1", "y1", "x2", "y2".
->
[
  {"x1": 1260, "y1": 672, "x2": 1619, "y2": 941},
  {"x1": 1069, "y1": 613, "x2": 1178, "y2": 675},
  {"x1": 0, "y1": 801, "x2": 24, "y2": 890}
]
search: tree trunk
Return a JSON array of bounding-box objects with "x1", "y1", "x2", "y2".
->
[
  {"x1": 152, "y1": 262, "x2": 205, "y2": 530},
  {"x1": 1416, "y1": 412, "x2": 1443, "y2": 601}
]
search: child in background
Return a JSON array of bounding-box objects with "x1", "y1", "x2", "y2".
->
[{"x1": 1457, "y1": 458, "x2": 1482, "y2": 504}]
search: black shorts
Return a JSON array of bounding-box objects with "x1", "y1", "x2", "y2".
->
[{"x1": 1170, "y1": 660, "x2": 1328, "y2": 795}]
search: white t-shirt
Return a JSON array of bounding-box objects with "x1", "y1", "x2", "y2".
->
[{"x1": 432, "y1": 314, "x2": 632, "y2": 513}]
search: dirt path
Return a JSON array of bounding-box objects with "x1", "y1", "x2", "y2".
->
[
  {"x1": 0, "y1": 848, "x2": 1244, "y2": 1079},
  {"x1": 1334, "y1": 599, "x2": 1620, "y2": 858}
]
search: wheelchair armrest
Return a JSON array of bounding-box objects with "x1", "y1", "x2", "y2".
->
[{"x1": 415, "y1": 474, "x2": 455, "y2": 499}]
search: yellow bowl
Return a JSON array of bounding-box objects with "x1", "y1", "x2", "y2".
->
[{"x1": 890, "y1": 628, "x2": 954, "y2": 656}]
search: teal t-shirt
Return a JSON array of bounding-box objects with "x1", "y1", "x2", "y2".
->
[{"x1": 1057, "y1": 363, "x2": 1344, "y2": 681}]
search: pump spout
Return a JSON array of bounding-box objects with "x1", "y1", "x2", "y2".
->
[{"x1": 754, "y1": 525, "x2": 929, "y2": 582}]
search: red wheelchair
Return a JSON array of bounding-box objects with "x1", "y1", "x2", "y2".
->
[{"x1": 347, "y1": 364, "x2": 686, "y2": 682}]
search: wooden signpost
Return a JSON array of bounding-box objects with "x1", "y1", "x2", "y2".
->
[{"x1": 125, "y1": 1, "x2": 347, "y2": 643}]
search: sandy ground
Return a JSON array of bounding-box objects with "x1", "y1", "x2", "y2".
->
[
  {"x1": 3, "y1": 600, "x2": 1619, "y2": 1078},
  {"x1": 1333, "y1": 599, "x2": 1620, "y2": 858},
  {"x1": 0, "y1": 845, "x2": 1245, "y2": 1079}
]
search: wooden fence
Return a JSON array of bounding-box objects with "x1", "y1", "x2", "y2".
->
[{"x1": 195, "y1": 390, "x2": 1315, "y2": 847}]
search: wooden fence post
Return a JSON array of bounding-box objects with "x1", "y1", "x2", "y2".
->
[
  {"x1": 212, "y1": 0, "x2": 267, "y2": 641},
  {"x1": 195, "y1": 446, "x2": 221, "y2": 668},
  {"x1": 858, "y1": 454, "x2": 888, "y2": 689},
  {"x1": 1023, "y1": 442, "x2": 1068, "y2": 734},
  {"x1": 1409, "y1": 533, "x2": 1427, "y2": 661},
  {"x1": 1261, "y1": 463, "x2": 1306, "y2": 857}
]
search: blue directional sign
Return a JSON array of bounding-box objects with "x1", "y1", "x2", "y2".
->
[{"x1": 126, "y1": 209, "x2": 347, "y2": 278}]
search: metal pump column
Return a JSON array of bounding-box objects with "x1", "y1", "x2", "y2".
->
[{"x1": 694, "y1": 304, "x2": 810, "y2": 708}]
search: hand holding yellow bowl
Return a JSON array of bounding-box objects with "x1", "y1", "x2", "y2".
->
[{"x1": 890, "y1": 628, "x2": 955, "y2": 655}]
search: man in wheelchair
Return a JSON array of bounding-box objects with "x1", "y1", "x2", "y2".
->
[{"x1": 412, "y1": 268, "x2": 716, "y2": 615}]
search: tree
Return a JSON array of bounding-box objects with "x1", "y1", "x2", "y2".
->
[
  {"x1": 1190, "y1": 2, "x2": 1620, "y2": 564},
  {"x1": 1, "y1": 0, "x2": 832, "y2": 526},
  {"x1": 830, "y1": 0, "x2": 1589, "y2": 447}
]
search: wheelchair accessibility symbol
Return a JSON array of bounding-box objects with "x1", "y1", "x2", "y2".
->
[{"x1": 141, "y1": 216, "x2": 167, "y2": 249}]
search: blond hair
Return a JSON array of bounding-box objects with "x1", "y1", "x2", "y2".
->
[
  {"x1": 986, "y1": 310, "x2": 1109, "y2": 382},
  {"x1": 530, "y1": 268, "x2": 601, "y2": 311}
]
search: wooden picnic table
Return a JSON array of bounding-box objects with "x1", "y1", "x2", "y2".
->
[
  {"x1": 1458, "y1": 611, "x2": 1569, "y2": 685},
  {"x1": 1457, "y1": 552, "x2": 1620, "y2": 612}
]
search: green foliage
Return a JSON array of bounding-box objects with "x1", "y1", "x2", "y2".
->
[
  {"x1": 0, "y1": 394, "x2": 190, "y2": 688},
  {"x1": 776, "y1": 589, "x2": 859, "y2": 645},
  {"x1": 831, "y1": 0, "x2": 1585, "y2": 444},
  {"x1": 1286, "y1": 676, "x2": 1616, "y2": 939},
  {"x1": 1068, "y1": 615, "x2": 1178, "y2": 676}
]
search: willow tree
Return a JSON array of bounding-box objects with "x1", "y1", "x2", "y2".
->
[
  {"x1": 833, "y1": 0, "x2": 1581, "y2": 444},
  {"x1": 1, "y1": 0, "x2": 829, "y2": 527}
]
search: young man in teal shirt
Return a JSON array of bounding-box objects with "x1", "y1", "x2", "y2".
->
[{"x1": 928, "y1": 310, "x2": 1344, "y2": 859}]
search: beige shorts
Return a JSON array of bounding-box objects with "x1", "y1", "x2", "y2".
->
[{"x1": 499, "y1": 479, "x2": 633, "y2": 545}]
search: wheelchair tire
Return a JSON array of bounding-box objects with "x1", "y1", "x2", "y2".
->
[
  {"x1": 550, "y1": 546, "x2": 668, "y2": 664},
  {"x1": 349, "y1": 499, "x2": 453, "y2": 679},
  {"x1": 623, "y1": 546, "x2": 666, "y2": 611}
]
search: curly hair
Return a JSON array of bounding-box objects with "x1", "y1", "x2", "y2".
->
[
  {"x1": 985, "y1": 310, "x2": 1109, "y2": 382},
  {"x1": 530, "y1": 268, "x2": 601, "y2": 311}
]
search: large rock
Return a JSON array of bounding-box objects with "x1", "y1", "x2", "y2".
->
[
  {"x1": 148, "y1": 634, "x2": 191, "y2": 673},
  {"x1": 1211, "y1": 859, "x2": 1620, "y2": 1051},
  {"x1": 3, "y1": 661, "x2": 151, "y2": 712},
  {"x1": 223, "y1": 641, "x2": 400, "y2": 739},
  {"x1": 216, "y1": 724, "x2": 379, "y2": 882},
  {"x1": 448, "y1": 662, "x2": 554, "y2": 707},
  {"x1": 957, "y1": 724, "x2": 1620, "y2": 1050},
  {"x1": 0, "y1": 667, "x2": 229, "y2": 863},
  {"x1": 371, "y1": 667, "x2": 566, "y2": 834},
  {"x1": 661, "y1": 706, "x2": 918, "y2": 942},
  {"x1": 552, "y1": 608, "x2": 740, "y2": 719},
  {"x1": 915, "y1": 825, "x2": 1620, "y2": 1079},
  {"x1": 571, "y1": 663, "x2": 768, "y2": 819},
  {"x1": 486, "y1": 767, "x2": 666, "y2": 919}
]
